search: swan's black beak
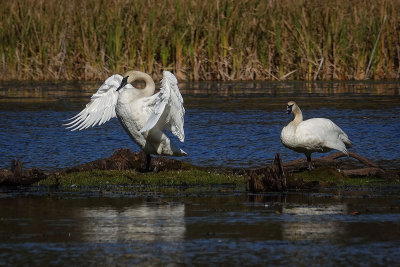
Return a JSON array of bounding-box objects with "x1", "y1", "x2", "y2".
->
[
  {"x1": 287, "y1": 105, "x2": 293, "y2": 114},
  {"x1": 117, "y1": 76, "x2": 129, "y2": 91}
]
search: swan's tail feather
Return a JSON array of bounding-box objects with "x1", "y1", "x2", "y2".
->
[
  {"x1": 325, "y1": 140, "x2": 348, "y2": 156},
  {"x1": 340, "y1": 133, "x2": 352, "y2": 148},
  {"x1": 340, "y1": 147, "x2": 349, "y2": 156},
  {"x1": 174, "y1": 149, "x2": 188, "y2": 157}
]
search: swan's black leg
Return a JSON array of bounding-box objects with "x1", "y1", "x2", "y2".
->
[
  {"x1": 306, "y1": 155, "x2": 313, "y2": 171},
  {"x1": 145, "y1": 154, "x2": 152, "y2": 172}
]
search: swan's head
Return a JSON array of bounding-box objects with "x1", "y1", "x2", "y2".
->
[
  {"x1": 116, "y1": 71, "x2": 154, "y2": 92},
  {"x1": 116, "y1": 76, "x2": 129, "y2": 91},
  {"x1": 286, "y1": 101, "x2": 298, "y2": 115},
  {"x1": 116, "y1": 71, "x2": 140, "y2": 91}
]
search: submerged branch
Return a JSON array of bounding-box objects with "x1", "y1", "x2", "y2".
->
[{"x1": 247, "y1": 152, "x2": 399, "y2": 192}]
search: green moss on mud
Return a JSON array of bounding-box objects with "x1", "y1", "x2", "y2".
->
[
  {"x1": 35, "y1": 166, "x2": 398, "y2": 192},
  {"x1": 37, "y1": 169, "x2": 246, "y2": 187}
]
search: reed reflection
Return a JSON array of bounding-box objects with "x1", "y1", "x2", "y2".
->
[
  {"x1": 248, "y1": 194, "x2": 347, "y2": 241},
  {"x1": 281, "y1": 204, "x2": 347, "y2": 241}
]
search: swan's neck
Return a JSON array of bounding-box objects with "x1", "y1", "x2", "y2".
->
[
  {"x1": 126, "y1": 71, "x2": 155, "y2": 97},
  {"x1": 291, "y1": 108, "x2": 303, "y2": 125}
]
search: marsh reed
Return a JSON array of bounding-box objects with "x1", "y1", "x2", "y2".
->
[{"x1": 1, "y1": 0, "x2": 399, "y2": 81}]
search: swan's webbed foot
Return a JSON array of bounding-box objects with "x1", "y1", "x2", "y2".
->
[
  {"x1": 308, "y1": 162, "x2": 314, "y2": 171},
  {"x1": 153, "y1": 156, "x2": 162, "y2": 173}
]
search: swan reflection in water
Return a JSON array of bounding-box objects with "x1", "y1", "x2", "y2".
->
[
  {"x1": 249, "y1": 194, "x2": 348, "y2": 241},
  {"x1": 281, "y1": 204, "x2": 348, "y2": 241},
  {"x1": 78, "y1": 203, "x2": 185, "y2": 243}
]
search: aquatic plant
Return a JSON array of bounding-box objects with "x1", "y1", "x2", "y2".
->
[{"x1": 0, "y1": 0, "x2": 398, "y2": 81}]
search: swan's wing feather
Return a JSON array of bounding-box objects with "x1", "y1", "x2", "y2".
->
[
  {"x1": 298, "y1": 118, "x2": 350, "y2": 153},
  {"x1": 64, "y1": 74, "x2": 124, "y2": 131},
  {"x1": 140, "y1": 71, "x2": 185, "y2": 142}
]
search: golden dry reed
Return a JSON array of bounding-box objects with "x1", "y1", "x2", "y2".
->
[{"x1": 1, "y1": 0, "x2": 399, "y2": 81}]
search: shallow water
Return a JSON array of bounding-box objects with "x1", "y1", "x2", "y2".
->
[
  {"x1": 1, "y1": 81, "x2": 400, "y2": 265},
  {"x1": 0, "y1": 188, "x2": 399, "y2": 265},
  {"x1": 1, "y1": 80, "x2": 400, "y2": 170}
]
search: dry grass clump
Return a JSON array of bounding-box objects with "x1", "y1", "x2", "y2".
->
[{"x1": 1, "y1": 0, "x2": 399, "y2": 81}]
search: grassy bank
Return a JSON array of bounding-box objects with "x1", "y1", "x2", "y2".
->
[
  {"x1": 1, "y1": 0, "x2": 399, "y2": 81},
  {"x1": 34, "y1": 168, "x2": 399, "y2": 192},
  {"x1": 37, "y1": 169, "x2": 246, "y2": 187}
]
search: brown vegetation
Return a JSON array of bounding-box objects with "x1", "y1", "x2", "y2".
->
[
  {"x1": 247, "y1": 154, "x2": 287, "y2": 192},
  {"x1": 1, "y1": 0, "x2": 399, "y2": 81},
  {"x1": 0, "y1": 149, "x2": 186, "y2": 186},
  {"x1": 62, "y1": 148, "x2": 184, "y2": 173},
  {"x1": 0, "y1": 159, "x2": 48, "y2": 186}
]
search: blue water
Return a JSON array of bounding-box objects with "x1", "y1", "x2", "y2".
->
[
  {"x1": 1, "y1": 81, "x2": 400, "y2": 170},
  {"x1": 1, "y1": 190, "x2": 399, "y2": 265},
  {"x1": 1, "y1": 81, "x2": 400, "y2": 266}
]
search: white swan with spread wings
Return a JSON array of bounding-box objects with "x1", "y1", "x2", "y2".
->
[{"x1": 65, "y1": 70, "x2": 187, "y2": 170}]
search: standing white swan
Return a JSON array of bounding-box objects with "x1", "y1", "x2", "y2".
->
[
  {"x1": 65, "y1": 70, "x2": 187, "y2": 170},
  {"x1": 280, "y1": 101, "x2": 351, "y2": 170}
]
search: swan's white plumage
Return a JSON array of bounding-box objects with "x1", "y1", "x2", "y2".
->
[
  {"x1": 65, "y1": 71, "x2": 186, "y2": 157},
  {"x1": 65, "y1": 74, "x2": 133, "y2": 131},
  {"x1": 281, "y1": 118, "x2": 350, "y2": 154},
  {"x1": 140, "y1": 71, "x2": 185, "y2": 142},
  {"x1": 280, "y1": 101, "x2": 351, "y2": 168}
]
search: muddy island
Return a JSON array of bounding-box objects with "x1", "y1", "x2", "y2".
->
[{"x1": 1, "y1": 148, "x2": 399, "y2": 192}]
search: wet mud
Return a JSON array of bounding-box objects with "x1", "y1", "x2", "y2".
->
[{"x1": 1, "y1": 148, "x2": 399, "y2": 190}]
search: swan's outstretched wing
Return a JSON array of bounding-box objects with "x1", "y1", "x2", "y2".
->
[
  {"x1": 64, "y1": 74, "x2": 130, "y2": 131},
  {"x1": 140, "y1": 71, "x2": 185, "y2": 142}
]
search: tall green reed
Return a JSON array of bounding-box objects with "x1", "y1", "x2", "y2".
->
[{"x1": 0, "y1": 0, "x2": 398, "y2": 81}]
